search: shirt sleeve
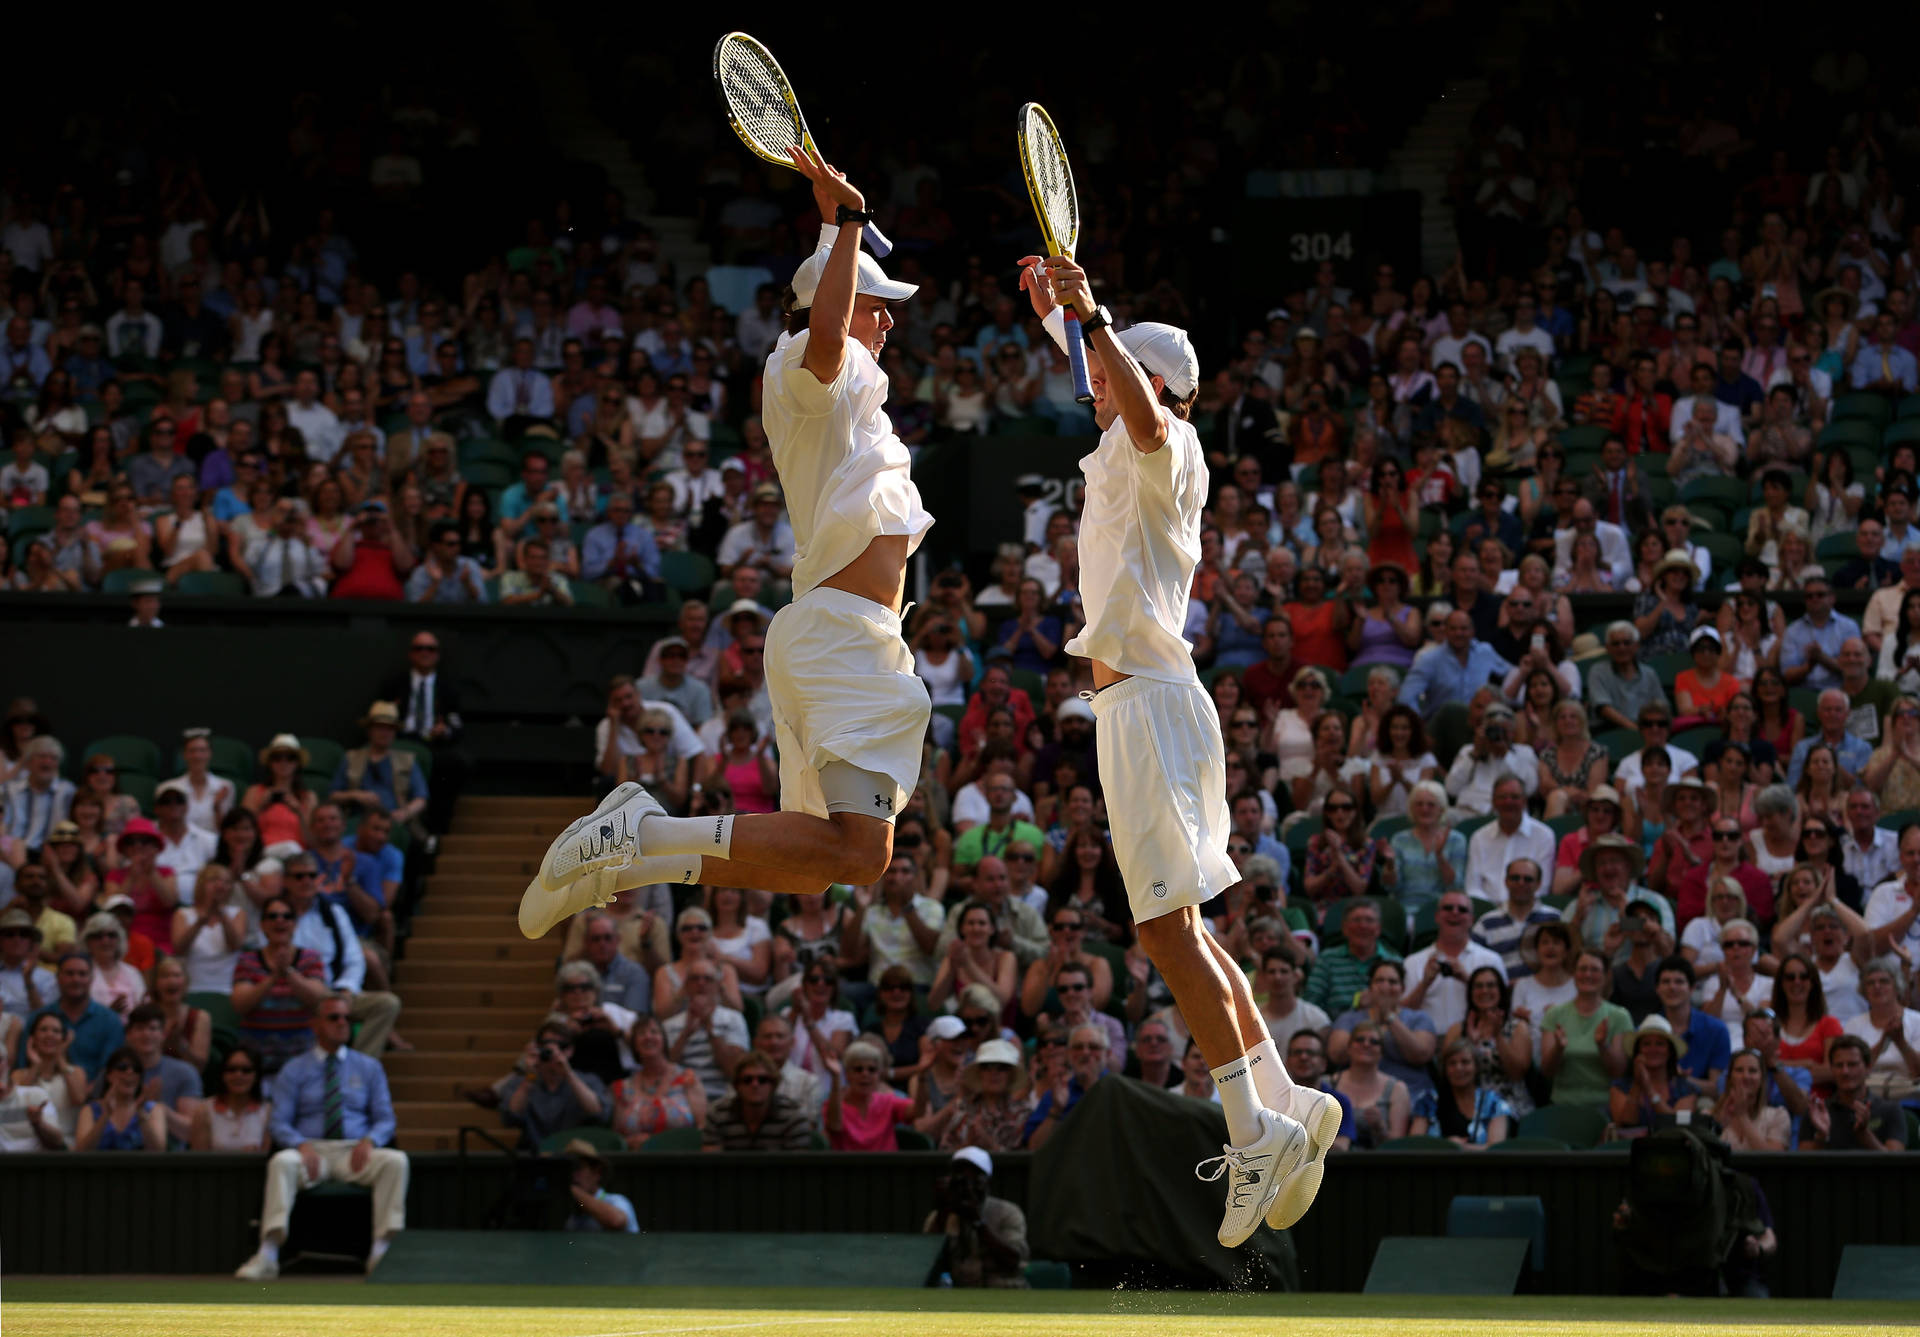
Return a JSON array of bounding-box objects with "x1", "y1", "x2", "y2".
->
[
  {"x1": 364, "y1": 1058, "x2": 397, "y2": 1146},
  {"x1": 768, "y1": 331, "x2": 851, "y2": 417}
]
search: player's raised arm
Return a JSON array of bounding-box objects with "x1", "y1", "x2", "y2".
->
[
  {"x1": 1045, "y1": 255, "x2": 1167, "y2": 451},
  {"x1": 788, "y1": 145, "x2": 867, "y2": 385}
]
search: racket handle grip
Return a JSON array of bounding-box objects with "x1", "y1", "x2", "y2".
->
[{"x1": 1063, "y1": 310, "x2": 1093, "y2": 405}]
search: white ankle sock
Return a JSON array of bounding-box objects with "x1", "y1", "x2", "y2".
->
[
  {"x1": 611, "y1": 853, "x2": 702, "y2": 893},
  {"x1": 1211, "y1": 1055, "x2": 1265, "y2": 1146},
  {"x1": 368, "y1": 1237, "x2": 392, "y2": 1264},
  {"x1": 640, "y1": 813, "x2": 734, "y2": 861},
  {"x1": 1246, "y1": 1038, "x2": 1296, "y2": 1112}
]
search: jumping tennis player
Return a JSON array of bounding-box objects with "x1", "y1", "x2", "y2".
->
[
  {"x1": 1019, "y1": 252, "x2": 1342, "y2": 1245},
  {"x1": 520, "y1": 146, "x2": 930, "y2": 940}
]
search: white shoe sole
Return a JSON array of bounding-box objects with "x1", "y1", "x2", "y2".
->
[
  {"x1": 1216, "y1": 1112, "x2": 1308, "y2": 1248},
  {"x1": 234, "y1": 1254, "x2": 279, "y2": 1281},
  {"x1": 518, "y1": 864, "x2": 621, "y2": 941},
  {"x1": 534, "y1": 783, "x2": 655, "y2": 893},
  {"x1": 1266, "y1": 1088, "x2": 1344, "y2": 1231}
]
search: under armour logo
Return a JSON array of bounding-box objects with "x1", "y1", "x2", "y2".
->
[{"x1": 875, "y1": 793, "x2": 893, "y2": 813}]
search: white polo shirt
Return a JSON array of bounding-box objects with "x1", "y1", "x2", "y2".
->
[{"x1": 760, "y1": 329, "x2": 931, "y2": 599}]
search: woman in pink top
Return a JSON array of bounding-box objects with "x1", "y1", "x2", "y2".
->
[
  {"x1": 825, "y1": 1040, "x2": 916, "y2": 1152},
  {"x1": 706, "y1": 710, "x2": 778, "y2": 814}
]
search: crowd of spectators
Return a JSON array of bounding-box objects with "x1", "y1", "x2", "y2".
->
[
  {"x1": 0, "y1": 637, "x2": 458, "y2": 1170},
  {"x1": 6, "y1": 23, "x2": 1920, "y2": 1304}
]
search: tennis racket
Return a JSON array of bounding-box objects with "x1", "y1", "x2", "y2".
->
[
  {"x1": 713, "y1": 31, "x2": 893, "y2": 257},
  {"x1": 1017, "y1": 102, "x2": 1091, "y2": 405}
]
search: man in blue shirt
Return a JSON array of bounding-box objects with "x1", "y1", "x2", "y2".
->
[
  {"x1": 1397, "y1": 610, "x2": 1514, "y2": 719},
  {"x1": 1779, "y1": 578, "x2": 1860, "y2": 693},
  {"x1": 563, "y1": 1140, "x2": 637, "y2": 1231},
  {"x1": 581, "y1": 491, "x2": 661, "y2": 591},
  {"x1": 485, "y1": 337, "x2": 556, "y2": 428},
  {"x1": 1022, "y1": 1029, "x2": 1105, "y2": 1149},
  {"x1": 235, "y1": 996, "x2": 408, "y2": 1280},
  {"x1": 1653, "y1": 956, "x2": 1730, "y2": 1099},
  {"x1": 283, "y1": 853, "x2": 402, "y2": 1057},
  {"x1": 1851, "y1": 313, "x2": 1920, "y2": 394},
  {"x1": 405, "y1": 523, "x2": 490, "y2": 604},
  {"x1": 24, "y1": 954, "x2": 124, "y2": 1080},
  {"x1": 1786, "y1": 688, "x2": 1874, "y2": 789}
]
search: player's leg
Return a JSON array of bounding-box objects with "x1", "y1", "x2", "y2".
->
[{"x1": 1094, "y1": 678, "x2": 1304, "y2": 1247}]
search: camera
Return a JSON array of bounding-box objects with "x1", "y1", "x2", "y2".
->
[
  {"x1": 538, "y1": 1044, "x2": 556, "y2": 1063},
  {"x1": 1484, "y1": 722, "x2": 1510, "y2": 743},
  {"x1": 1253, "y1": 882, "x2": 1277, "y2": 901},
  {"x1": 1437, "y1": 962, "x2": 1458, "y2": 980}
]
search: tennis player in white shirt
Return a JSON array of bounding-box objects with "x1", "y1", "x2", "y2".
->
[
  {"x1": 1018, "y1": 252, "x2": 1339, "y2": 1247},
  {"x1": 520, "y1": 148, "x2": 935, "y2": 939}
]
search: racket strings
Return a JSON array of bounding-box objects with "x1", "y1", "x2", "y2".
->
[
  {"x1": 1020, "y1": 113, "x2": 1077, "y2": 256},
  {"x1": 718, "y1": 43, "x2": 801, "y2": 157}
]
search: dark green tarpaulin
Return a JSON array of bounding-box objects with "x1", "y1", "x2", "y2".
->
[{"x1": 1027, "y1": 1076, "x2": 1299, "y2": 1289}]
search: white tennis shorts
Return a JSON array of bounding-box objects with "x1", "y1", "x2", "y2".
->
[
  {"x1": 764, "y1": 586, "x2": 929, "y2": 822},
  {"x1": 1088, "y1": 675, "x2": 1239, "y2": 925}
]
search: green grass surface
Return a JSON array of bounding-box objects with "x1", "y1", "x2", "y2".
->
[{"x1": 2, "y1": 1283, "x2": 1916, "y2": 1337}]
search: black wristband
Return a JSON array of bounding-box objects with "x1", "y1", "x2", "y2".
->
[
  {"x1": 835, "y1": 205, "x2": 874, "y2": 227},
  {"x1": 1079, "y1": 304, "x2": 1111, "y2": 339}
]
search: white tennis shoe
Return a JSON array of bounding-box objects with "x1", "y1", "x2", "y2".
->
[
  {"x1": 535, "y1": 782, "x2": 663, "y2": 891},
  {"x1": 1266, "y1": 1084, "x2": 1344, "y2": 1231},
  {"x1": 234, "y1": 1249, "x2": 279, "y2": 1281},
  {"x1": 516, "y1": 784, "x2": 663, "y2": 940},
  {"x1": 1197, "y1": 1106, "x2": 1307, "y2": 1248}
]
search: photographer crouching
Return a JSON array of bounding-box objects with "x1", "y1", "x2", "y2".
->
[{"x1": 922, "y1": 1147, "x2": 1030, "y2": 1288}]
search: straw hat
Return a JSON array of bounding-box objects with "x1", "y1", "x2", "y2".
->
[
  {"x1": 1622, "y1": 1012, "x2": 1688, "y2": 1061},
  {"x1": 258, "y1": 734, "x2": 310, "y2": 767},
  {"x1": 360, "y1": 701, "x2": 401, "y2": 729},
  {"x1": 561, "y1": 1137, "x2": 608, "y2": 1170},
  {"x1": 0, "y1": 907, "x2": 42, "y2": 941},
  {"x1": 1569, "y1": 632, "x2": 1606, "y2": 663},
  {"x1": 1811, "y1": 286, "x2": 1859, "y2": 321},
  {"x1": 1578, "y1": 832, "x2": 1644, "y2": 882},
  {"x1": 958, "y1": 1038, "x2": 1030, "y2": 1098},
  {"x1": 1662, "y1": 774, "x2": 1711, "y2": 815},
  {"x1": 1652, "y1": 549, "x2": 1700, "y2": 586}
]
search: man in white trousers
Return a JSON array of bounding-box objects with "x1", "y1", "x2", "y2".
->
[
  {"x1": 1015, "y1": 251, "x2": 1340, "y2": 1247},
  {"x1": 235, "y1": 994, "x2": 408, "y2": 1279}
]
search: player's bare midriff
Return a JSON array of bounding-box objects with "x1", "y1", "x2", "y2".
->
[
  {"x1": 1090, "y1": 660, "x2": 1131, "y2": 689},
  {"x1": 818, "y1": 533, "x2": 911, "y2": 613}
]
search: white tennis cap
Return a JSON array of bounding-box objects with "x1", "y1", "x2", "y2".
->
[
  {"x1": 1116, "y1": 322, "x2": 1199, "y2": 399},
  {"x1": 790, "y1": 234, "x2": 918, "y2": 308}
]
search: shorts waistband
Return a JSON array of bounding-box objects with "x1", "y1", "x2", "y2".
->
[
  {"x1": 1082, "y1": 674, "x2": 1197, "y2": 712},
  {"x1": 791, "y1": 584, "x2": 903, "y2": 634}
]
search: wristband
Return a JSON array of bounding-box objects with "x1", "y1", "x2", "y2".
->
[
  {"x1": 835, "y1": 205, "x2": 875, "y2": 227},
  {"x1": 1079, "y1": 304, "x2": 1113, "y2": 340}
]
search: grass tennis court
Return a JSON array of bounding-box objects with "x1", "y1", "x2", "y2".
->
[{"x1": 3, "y1": 1282, "x2": 1916, "y2": 1337}]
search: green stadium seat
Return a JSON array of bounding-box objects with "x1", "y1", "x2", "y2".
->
[
  {"x1": 1488, "y1": 1135, "x2": 1571, "y2": 1152},
  {"x1": 175, "y1": 570, "x2": 248, "y2": 597},
  {"x1": 174, "y1": 734, "x2": 256, "y2": 780},
  {"x1": 637, "y1": 1126, "x2": 705, "y2": 1153},
  {"x1": 7, "y1": 504, "x2": 53, "y2": 536},
  {"x1": 1831, "y1": 393, "x2": 1893, "y2": 426},
  {"x1": 1517, "y1": 1103, "x2": 1609, "y2": 1149},
  {"x1": 80, "y1": 734, "x2": 163, "y2": 777},
  {"x1": 302, "y1": 769, "x2": 334, "y2": 798},
  {"x1": 1818, "y1": 420, "x2": 1880, "y2": 451},
  {"x1": 1284, "y1": 815, "x2": 1322, "y2": 861},
  {"x1": 541, "y1": 1125, "x2": 626, "y2": 1154},
  {"x1": 660, "y1": 549, "x2": 716, "y2": 596},
  {"x1": 1694, "y1": 531, "x2": 1743, "y2": 576},
  {"x1": 1877, "y1": 810, "x2": 1920, "y2": 834},
  {"x1": 1678, "y1": 476, "x2": 1747, "y2": 513},
  {"x1": 303, "y1": 737, "x2": 346, "y2": 779},
  {"x1": 1545, "y1": 812, "x2": 1584, "y2": 839},
  {"x1": 1324, "y1": 895, "x2": 1407, "y2": 954},
  {"x1": 118, "y1": 773, "x2": 157, "y2": 813},
  {"x1": 460, "y1": 461, "x2": 515, "y2": 489},
  {"x1": 1817, "y1": 532, "x2": 1861, "y2": 561},
  {"x1": 1668, "y1": 726, "x2": 1721, "y2": 759},
  {"x1": 1369, "y1": 814, "x2": 1409, "y2": 842},
  {"x1": 1898, "y1": 395, "x2": 1920, "y2": 421},
  {"x1": 570, "y1": 580, "x2": 615, "y2": 608},
  {"x1": 1558, "y1": 424, "x2": 1611, "y2": 453},
  {"x1": 101, "y1": 567, "x2": 150, "y2": 594},
  {"x1": 1007, "y1": 668, "x2": 1045, "y2": 714},
  {"x1": 1887, "y1": 420, "x2": 1920, "y2": 451}
]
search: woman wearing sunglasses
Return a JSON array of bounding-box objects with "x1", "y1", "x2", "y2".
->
[
  {"x1": 73, "y1": 1046, "x2": 166, "y2": 1152},
  {"x1": 823, "y1": 1039, "x2": 916, "y2": 1152},
  {"x1": 191, "y1": 1042, "x2": 272, "y2": 1152},
  {"x1": 229, "y1": 895, "x2": 329, "y2": 1076}
]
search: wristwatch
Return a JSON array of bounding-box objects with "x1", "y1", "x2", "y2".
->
[
  {"x1": 835, "y1": 205, "x2": 875, "y2": 227},
  {"x1": 1079, "y1": 304, "x2": 1113, "y2": 340}
]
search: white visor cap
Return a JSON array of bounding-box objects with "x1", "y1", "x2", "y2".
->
[
  {"x1": 1114, "y1": 321, "x2": 1199, "y2": 400},
  {"x1": 790, "y1": 244, "x2": 918, "y2": 309}
]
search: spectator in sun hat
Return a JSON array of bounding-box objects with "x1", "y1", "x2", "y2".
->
[
  {"x1": 331, "y1": 701, "x2": 429, "y2": 833},
  {"x1": 0, "y1": 906, "x2": 54, "y2": 1026},
  {"x1": 243, "y1": 735, "x2": 318, "y2": 849},
  {"x1": 561, "y1": 1137, "x2": 637, "y2": 1232}
]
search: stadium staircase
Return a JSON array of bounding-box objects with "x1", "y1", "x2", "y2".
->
[{"x1": 385, "y1": 796, "x2": 578, "y2": 1153}]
